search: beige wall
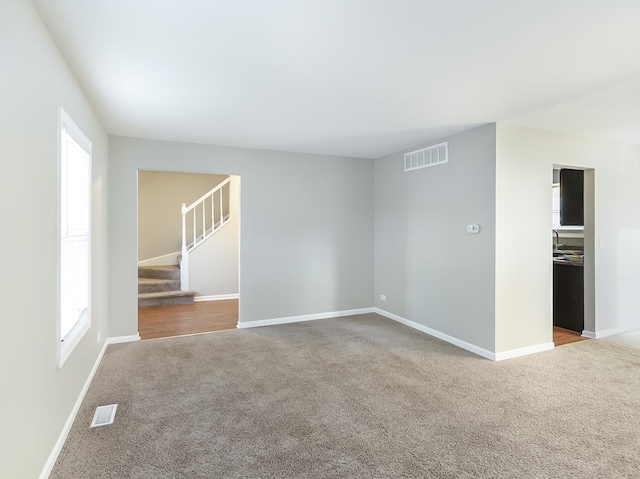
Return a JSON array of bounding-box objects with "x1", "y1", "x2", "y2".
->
[
  {"x1": 496, "y1": 123, "x2": 640, "y2": 353},
  {"x1": 0, "y1": 1, "x2": 110, "y2": 477},
  {"x1": 137, "y1": 170, "x2": 228, "y2": 261}
]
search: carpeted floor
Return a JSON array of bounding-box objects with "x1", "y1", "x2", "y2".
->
[{"x1": 51, "y1": 314, "x2": 640, "y2": 478}]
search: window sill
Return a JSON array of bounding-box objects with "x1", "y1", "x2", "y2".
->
[{"x1": 58, "y1": 310, "x2": 90, "y2": 368}]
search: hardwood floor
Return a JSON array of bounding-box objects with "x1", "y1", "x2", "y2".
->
[
  {"x1": 138, "y1": 299, "x2": 238, "y2": 340},
  {"x1": 553, "y1": 326, "x2": 587, "y2": 347}
]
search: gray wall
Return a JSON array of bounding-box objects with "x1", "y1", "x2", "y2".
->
[
  {"x1": 137, "y1": 170, "x2": 229, "y2": 261},
  {"x1": 374, "y1": 124, "x2": 497, "y2": 352},
  {"x1": 109, "y1": 137, "x2": 374, "y2": 336},
  {"x1": 0, "y1": 1, "x2": 110, "y2": 477}
]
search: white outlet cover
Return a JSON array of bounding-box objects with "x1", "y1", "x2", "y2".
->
[{"x1": 466, "y1": 224, "x2": 480, "y2": 234}]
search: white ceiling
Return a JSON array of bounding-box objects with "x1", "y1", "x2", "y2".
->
[{"x1": 33, "y1": 0, "x2": 640, "y2": 159}]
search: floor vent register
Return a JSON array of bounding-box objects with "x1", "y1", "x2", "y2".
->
[{"x1": 90, "y1": 404, "x2": 118, "y2": 428}]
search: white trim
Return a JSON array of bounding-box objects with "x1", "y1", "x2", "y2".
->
[
  {"x1": 39, "y1": 333, "x2": 140, "y2": 478},
  {"x1": 494, "y1": 342, "x2": 555, "y2": 361},
  {"x1": 138, "y1": 251, "x2": 180, "y2": 267},
  {"x1": 373, "y1": 308, "x2": 496, "y2": 360},
  {"x1": 238, "y1": 307, "x2": 555, "y2": 362},
  {"x1": 237, "y1": 308, "x2": 375, "y2": 329},
  {"x1": 59, "y1": 108, "x2": 92, "y2": 155},
  {"x1": 582, "y1": 327, "x2": 625, "y2": 339},
  {"x1": 375, "y1": 308, "x2": 555, "y2": 361},
  {"x1": 106, "y1": 334, "x2": 141, "y2": 344},
  {"x1": 595, "y1": 328, "x2": 625, "y2": 338},
  {"x1": 39, "y1": 341, "x2": 107, "y2": 479},
  {"x1": 58, "y1": 317, "x2": 90, "y2": 368},
  {"x1": 374, "y1": 308, "x2": 556, "y2": 361},
  {"x1": 57, "y1": 107, "x2": 92, "y2": 369},
  {"x1": 194, "y1": 294, "x2": 239, "y2": 302}
]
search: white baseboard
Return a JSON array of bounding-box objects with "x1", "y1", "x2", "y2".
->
[
  {"x1": 137, "y1": 251, "x2": 179, "y2": 267},
  {"x1": 494, "y1": 342, "x2": 555, "y2": 361},
  {"x1": 582, "y1": 327, "x2": 625, "y2": 339},
  {"x1": 39, "y1": 333, "x2": 140, "y2": 479},
  {"x1": 237, "y1": 307, "x2": 375, "y2": 329},
  {"x1": 39, "y1": 342, "x2": 108, "y2": 478},
  {"x1": 194, "y1": 294, "x2": 239, "y2": 302},
  {"x1": 374, "y1": 308, "x2": 554, "y2": 361},
  {"x1": 106, "y1": 334, "x2": 141, "y2": 344},
  {"x1": 373, "y1": 308, "x2": 496, "y2": 360}
]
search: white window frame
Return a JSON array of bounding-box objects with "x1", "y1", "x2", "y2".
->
[{"x1": 57, "y1": 108, "x2": 92, "y2": 368}]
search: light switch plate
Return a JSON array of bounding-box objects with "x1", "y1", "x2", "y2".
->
[{"x1": 466, "y1": 224, "x2": 480, "y2": 234}]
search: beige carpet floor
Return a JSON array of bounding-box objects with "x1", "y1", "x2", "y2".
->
[{"x1": 51, "y1": 314, "x2": 640, "y2": 478}]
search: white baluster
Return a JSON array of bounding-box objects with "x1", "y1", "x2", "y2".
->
[
  {"x1": 219, "y1": 186, "x2": 223, "y2": 225},
  {"x1": 193, "y1": 207, "x2": 197, "y2": 247}
]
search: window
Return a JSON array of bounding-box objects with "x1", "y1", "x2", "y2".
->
[{"x1": 58, "y1": 108, "x2": 91, "y2": 367}]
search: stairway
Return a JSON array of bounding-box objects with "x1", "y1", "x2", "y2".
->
[{"x1": 138, "y1": 265, "x2": 196, "y2": 308}]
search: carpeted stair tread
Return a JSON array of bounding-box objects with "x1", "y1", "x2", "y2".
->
[
  {"x1": 137, "y1": 264, "x2": 195, "y2": 307},
  {"x1": 138, "y1": 265, "x2": 181, "y2": 280},
  {"x1": 138, "y1": 278, "x2": 181, "y2": 294},
  {"x1": 138, "y1": 290, "x2": 196, "y2": 308},
  {"x1": 138, "y1": 290, "x2": 196, "y2": 299}
]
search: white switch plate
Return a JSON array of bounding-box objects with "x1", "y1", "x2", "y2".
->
[
  {"x1": 466, "y1": 224, "x2": 480, "y2": 234},
  {"x1": 380, "y1": 294, "x2": 386, "y2": 301}
]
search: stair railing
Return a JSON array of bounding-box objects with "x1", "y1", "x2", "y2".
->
[{"x1": 180, "y1": 177, "x2": 232, "y2": 290}]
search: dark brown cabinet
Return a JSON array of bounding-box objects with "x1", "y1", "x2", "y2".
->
[
  {"x1": 560, "y1": 169, "x2": 584, "y2": 226},
  {"x1": 553, "y1": 262, "x2": 584, "y2": 333}
]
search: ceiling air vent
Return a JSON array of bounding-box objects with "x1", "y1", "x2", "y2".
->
[
  {"x1": 404, "y1": 142, "x2": 448, "y2": 172},
  {"x1": 90, "y1": 404, "x2": 118, "y2": 428}
]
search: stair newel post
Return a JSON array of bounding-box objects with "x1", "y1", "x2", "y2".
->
[{"x1": 180, "y1": 203, "x2": 189, "y2": 291}]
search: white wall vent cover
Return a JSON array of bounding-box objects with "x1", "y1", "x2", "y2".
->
[
  {"x1": 404, "y1": 142, "x2": 448, "y2": 172},
  {"x1": 90, "y1": 404, "x2": 118, "y2": 428}
]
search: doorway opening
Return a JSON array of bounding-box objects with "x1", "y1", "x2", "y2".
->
[
  {"x1": 136, "y1": 170, "x2": 240, "y2": 340},
  {"x1": 551, "y1": 166, "x2": 595, "y2": 347}
]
